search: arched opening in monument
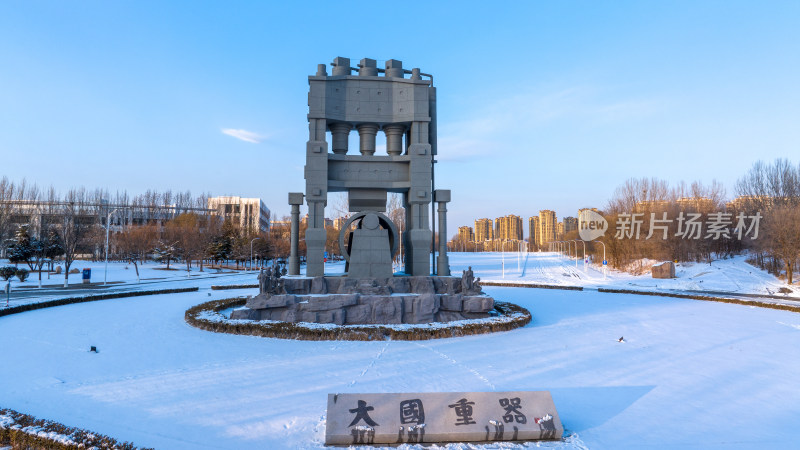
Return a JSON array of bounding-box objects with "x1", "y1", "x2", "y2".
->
[{"x1": 339, "y1": 211, "x2": 398, "y2": 278}]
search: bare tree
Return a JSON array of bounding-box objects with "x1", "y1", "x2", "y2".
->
[
  {"x1": 735, "y1": 159, "x2": 800, "y2": 280},
  {"x1": 115, "y1": 225, "x2": 157, "y2": 281},
  {"x1": 736, "y1": 159, "x2": 800, "y2": 211},
  {"x1": 759, "y1": 206, "x2": 800, "y2": 285},
  {"x1": 57, "y1": 188, "x2": 100, "y2": 287},
  {"x1": 0, "y1": 178, "x2": 17, "y2": 256}
]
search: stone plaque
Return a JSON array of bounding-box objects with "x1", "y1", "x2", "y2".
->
[{"x1": 325, "y1": 391, "x2": 562, "y2": 445}]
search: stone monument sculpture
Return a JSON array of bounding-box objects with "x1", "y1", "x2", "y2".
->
[
  {"x1": 231, "y1": 57, "x2": 494, "y2": 325},
  {"x1": 292, "y1": 56, "x2": 450, "y2": 278}
]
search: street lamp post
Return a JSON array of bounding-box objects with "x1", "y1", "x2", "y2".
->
[
  {"x1": 501, "y1": 241, "x2": 505, "y2": 278},
  {"x1": 250, "y1": 237, "x2": 262, "y2": 272},
  {"x1": 104, "y1": 208, "x2": 121, "y2": 285},
  {"x1": 594, "y1": 240, "x2": 607, "y2": 280},
  {"x1": 575, "y1": 239, "x2": 586, "y2": 271}
]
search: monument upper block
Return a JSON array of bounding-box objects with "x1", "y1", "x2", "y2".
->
[{"x1": 307, "y1": 57, "x2": 432, "y2": 125}]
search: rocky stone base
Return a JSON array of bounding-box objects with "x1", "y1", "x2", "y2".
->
[
  {"x1": 652, "y1": 261, "x2": 676, "y2": 278},
  {"x1": 230, "y1": 276, "x2": 495, "y2": 325}
]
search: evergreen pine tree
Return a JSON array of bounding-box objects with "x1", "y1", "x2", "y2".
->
[{"x1": 7, "y1": 225, "x2": 33, "y2": 267}]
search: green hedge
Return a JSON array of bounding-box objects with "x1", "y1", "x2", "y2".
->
[
  {"x1": 481, "y1": 281, "x2": 583, "y2": 291},
  {"x1": 597, "y1": 287, "x2": 800, "y2": 313},
  {"x1": 0, "y1": 407, "x2": 153, "y2": 450},
  {"x1": 0, "y1": 287, "x2": 199, "y2": 319},
  {"x1": 186, "y1": 298, "x2": 532, "y2": 341},
  {"x1": 210, "y1": 284, "x2": 258, "y2": 290}
]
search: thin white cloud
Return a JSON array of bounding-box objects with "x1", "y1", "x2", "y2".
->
[
  {"x1": 221, "y1": 128, "x2": 265, "y2": 144},
  {"x1": 436, "y1": 85, "x2": 668, "y2": 161}
]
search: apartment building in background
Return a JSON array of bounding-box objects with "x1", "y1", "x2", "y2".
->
[
  {"x1": 528, "y1": 216, "x2": 539, "y2": 247},
  {"x1": 537, "y1": 209, "x2": 557, "y2": 246},
  {"x1": 494, "y1": 214, "x2": 523, "y2": 241},
  {"x1": 563, "y1": 216, "x2": 578, "y2": 233},
  {"x1": 457, "y1": 226, "x2": 474, "y2": 242},
  {"x1": 474, "y1": 218, "x2": 494, "y2": 242},
  {"x1": 208, "y1": 196, "x2": 270, "y2": 233}
]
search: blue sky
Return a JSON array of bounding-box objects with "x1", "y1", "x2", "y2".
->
[{"x1": 1, "y1": 1, "x2": 798, "y2": 237}]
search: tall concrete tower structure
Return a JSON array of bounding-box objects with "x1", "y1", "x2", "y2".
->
[{"x1": 298, "y1": 57, "x2": 445, "y2": 277}]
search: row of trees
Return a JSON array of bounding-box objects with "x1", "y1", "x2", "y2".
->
[
  {"x1": 1, "y1": 179, "x2": 420, "y2": 287},
  {"x1": 1, "y1": 186, "x2": 113, "y2": 287},
  {"x1": 3, "y1": 205, "x2": 293, "y2": 286},
  {"x1": 582, "y1": 159, "x2": 800, "y2": 284},
  {"x1": 0, "y1": 181, "x2": 280, "y2": 286},
  {"x1": 734, "y1": 159, "x2": 800, "y2": 284},
  {"x1": 443, "y1": 159, "x2": 799, "y2": 285}
]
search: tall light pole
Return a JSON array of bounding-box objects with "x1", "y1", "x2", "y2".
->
[
  {"x1": 500, "y1": 240, "x2": 505, "y2": 278},
  {"x1": 250, "y1": 237, "x2": 262, "y2": 271},
  {"x1": 595, "y1": 240, "x2": 607, "y2": 280},
  {"x1": 104, "y1": 208, "x2": 120, "y2": 285},
  {"x1": 575, "y1": 239, "x2": 586, "y2": 271}
]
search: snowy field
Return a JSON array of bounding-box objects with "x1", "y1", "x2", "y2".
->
[
  {"x1": 449, "y1": 251, "x2": 799, "y2": 299},
  {"x1": 0, "y1": 260, "x2": 277, "y2": 308},
  {"x1": 3, "y1": 250, "x2": 795, "y2": 310},
  {"x1": 1, "y1": 253, "x2": 798, "y2": 448},
  {"x1": 2, "y1": 253, "x2": 800, "y2": 448}
]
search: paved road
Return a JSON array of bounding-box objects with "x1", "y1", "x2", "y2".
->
[{"x1": 1, "y1": 271, "x2": 253, "y2": 306}]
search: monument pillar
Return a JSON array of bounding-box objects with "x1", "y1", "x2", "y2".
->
[
  {"x1": 305, "y1": 117, "x2": 328, "y2": 277},
  {"x1": 435, "y1": 189, "x2": 451, "y2": 276},
  {"x1": 357, "y1": 124, "x2": 379, "y2": 156},
  {"x1": 329, "y1": 123, "x2": 351, "y2": 155},
  {"x1": 384, "y1": 125, "x2": 405, "y2": 156},
  {"x1": 288, "y1": 192, "x2": 304, "y2": 276},
  {"x1": 406, "y1": 120, "x2": 433, "y2": 276}
]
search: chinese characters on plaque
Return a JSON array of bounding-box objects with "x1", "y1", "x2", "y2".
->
[{"x1": 325, "y1": 391, "x2": 562, "y2": 445}]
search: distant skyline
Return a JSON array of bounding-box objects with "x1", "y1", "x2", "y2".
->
[{"x1": 2, "y1": 1, "x2": 798, "y2": 237}]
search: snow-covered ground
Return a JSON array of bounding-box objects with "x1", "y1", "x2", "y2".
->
[
  {"x1": 1, "y1": 259, "x2": 800, "y2": 448},
  {"x1": 449, "y1": 252, "x2": 800, "y2": 299},
  {"x1": 0, "y1": 260, "x2": 252, "y2": 308},
  {"x1": 0, "y1": 259, "x2": 347, "y2": 309},
  {"x1": 4, "y1": 251, "x2": 794, "y2": 310},
  {"x1": 1, "y1": 253, "x2": 799, "y2": 449}
]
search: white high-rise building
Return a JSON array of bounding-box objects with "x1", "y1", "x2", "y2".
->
[{"x1": 208, "y1": 196, "x2": 270, "y2": 232}]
